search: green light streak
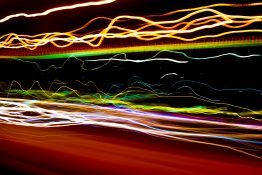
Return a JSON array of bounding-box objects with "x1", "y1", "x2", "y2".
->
[{"x1": 3, "y1": 40, "x2": 262, "y2": 60}]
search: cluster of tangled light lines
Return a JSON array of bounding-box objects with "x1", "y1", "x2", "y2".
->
[
  {"x1": 0, "y1": 3, "x2": 261, "y2": 50},
  {"x1": 0, "y1": 0, "x2": 261, "y2": 162},
  {"x1": 3, "y1": 79, "x2": 262, "y2": 121},
  {"x1": 0, "y1": 97, "x2": 261, "y2": 159}
]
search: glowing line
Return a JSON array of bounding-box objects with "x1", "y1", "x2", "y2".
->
[
  {"x1": 0, "y1": 97, "x2": 261, "y2": 159},
  {"x1": 160, "y1": 73, "x2": 178, "y2": 79},
  {"x1": 5, "y1": 79, "x2": 262, "y2": 121},
  {"x1": 172, "y1": 80, "x2": 262, "y2": 95},
  {"x1": 83, "y1": 51, "x2": 261, "y2": 63},
  {"x1": 0, "y1": 0, "x2": 116, "y2": 24},
  {"x1": 149, "y1": 2, "x2": 262, "y2": 17},
  {"x1": 12, "y1": 51, "x2": 188, "y2": 72},
  {"x1": 2, "y1": 39, "x2": 262, "y2": 60},
  {"x1": 0, "y1": 8, "x2": 261, "y2": 50},
  {"x1": 158, "y1": 51, "x2": 262, "y2": 60},
  {"x1": 9, "y1": 51, "x2": 260, "y2": 72},
  {"x1": 85, "y1": 57, "x2": 187, "y2": 63}
]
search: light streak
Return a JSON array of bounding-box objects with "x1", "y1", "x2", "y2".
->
[
  {"x1": 11, "y1": 51, "x2": 189, "y2": 72},
  {"x1": 1, "y1": 1, "x2": 260, "y2": 25},
  {"x1": 0, "y1": 0, "x2": 116, "y2": 24},
  {"x1": 149, "y1": 2, "x2": 262, "y2": 17},
  {"x1": 0, "y1": 97, "x2": 261, "y2": 159},
  {"x1": 1, "y1": 40, "x2": 262, "y2": 60},
  {"x1": 172, "y1": 80, "x2": 262, "y2": 95},
  {"x1": 81, "y1": 51, "x2": 261, "y2": 63},
  {"x1": 5, "y1": 79, "x2": 262, "y2": 121},
  {"x1": 160, "y1": 73, "x2": 178, "y2": 79},
  {"x1": 0, "y1": 1, "x2": 261, "y2": 164},
  {"x1": 0, "y1": 7, "x2": 261, "y2": 50},
  {"x1": 7, "y1": 51, "x2": 260, "y2": 72}
]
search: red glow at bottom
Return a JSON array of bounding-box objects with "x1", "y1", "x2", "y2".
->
[{"x1": 0, "y1": 124, "x2": 261, "y2": 175}]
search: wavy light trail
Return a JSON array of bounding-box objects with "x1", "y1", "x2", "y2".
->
[
  {"x1": 5, "y1": 79, "x2": 262, "y2": 121},
  {"x1": 0, "y1": 97, "x2": 261, "y2": 159},
  {"x1": 0, "y1": 7, "x2": 261, "y2": 50},
  {"x1": 0, "y1": 1, "x2": 261, "y2": 174},
  {"x1": 0, "y1": 0, "x2": 116, "y2": 24},
  {"x1": 1, "y1": 1, "x2": 261, "y2": 25},
  {"x1": 4, "y1": 51, "x2": 260, "y2": 73}
]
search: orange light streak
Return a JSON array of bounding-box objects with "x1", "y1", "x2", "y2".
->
[{"x1": 0, "y1": 7, "x2": 261, "y2": 50}]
